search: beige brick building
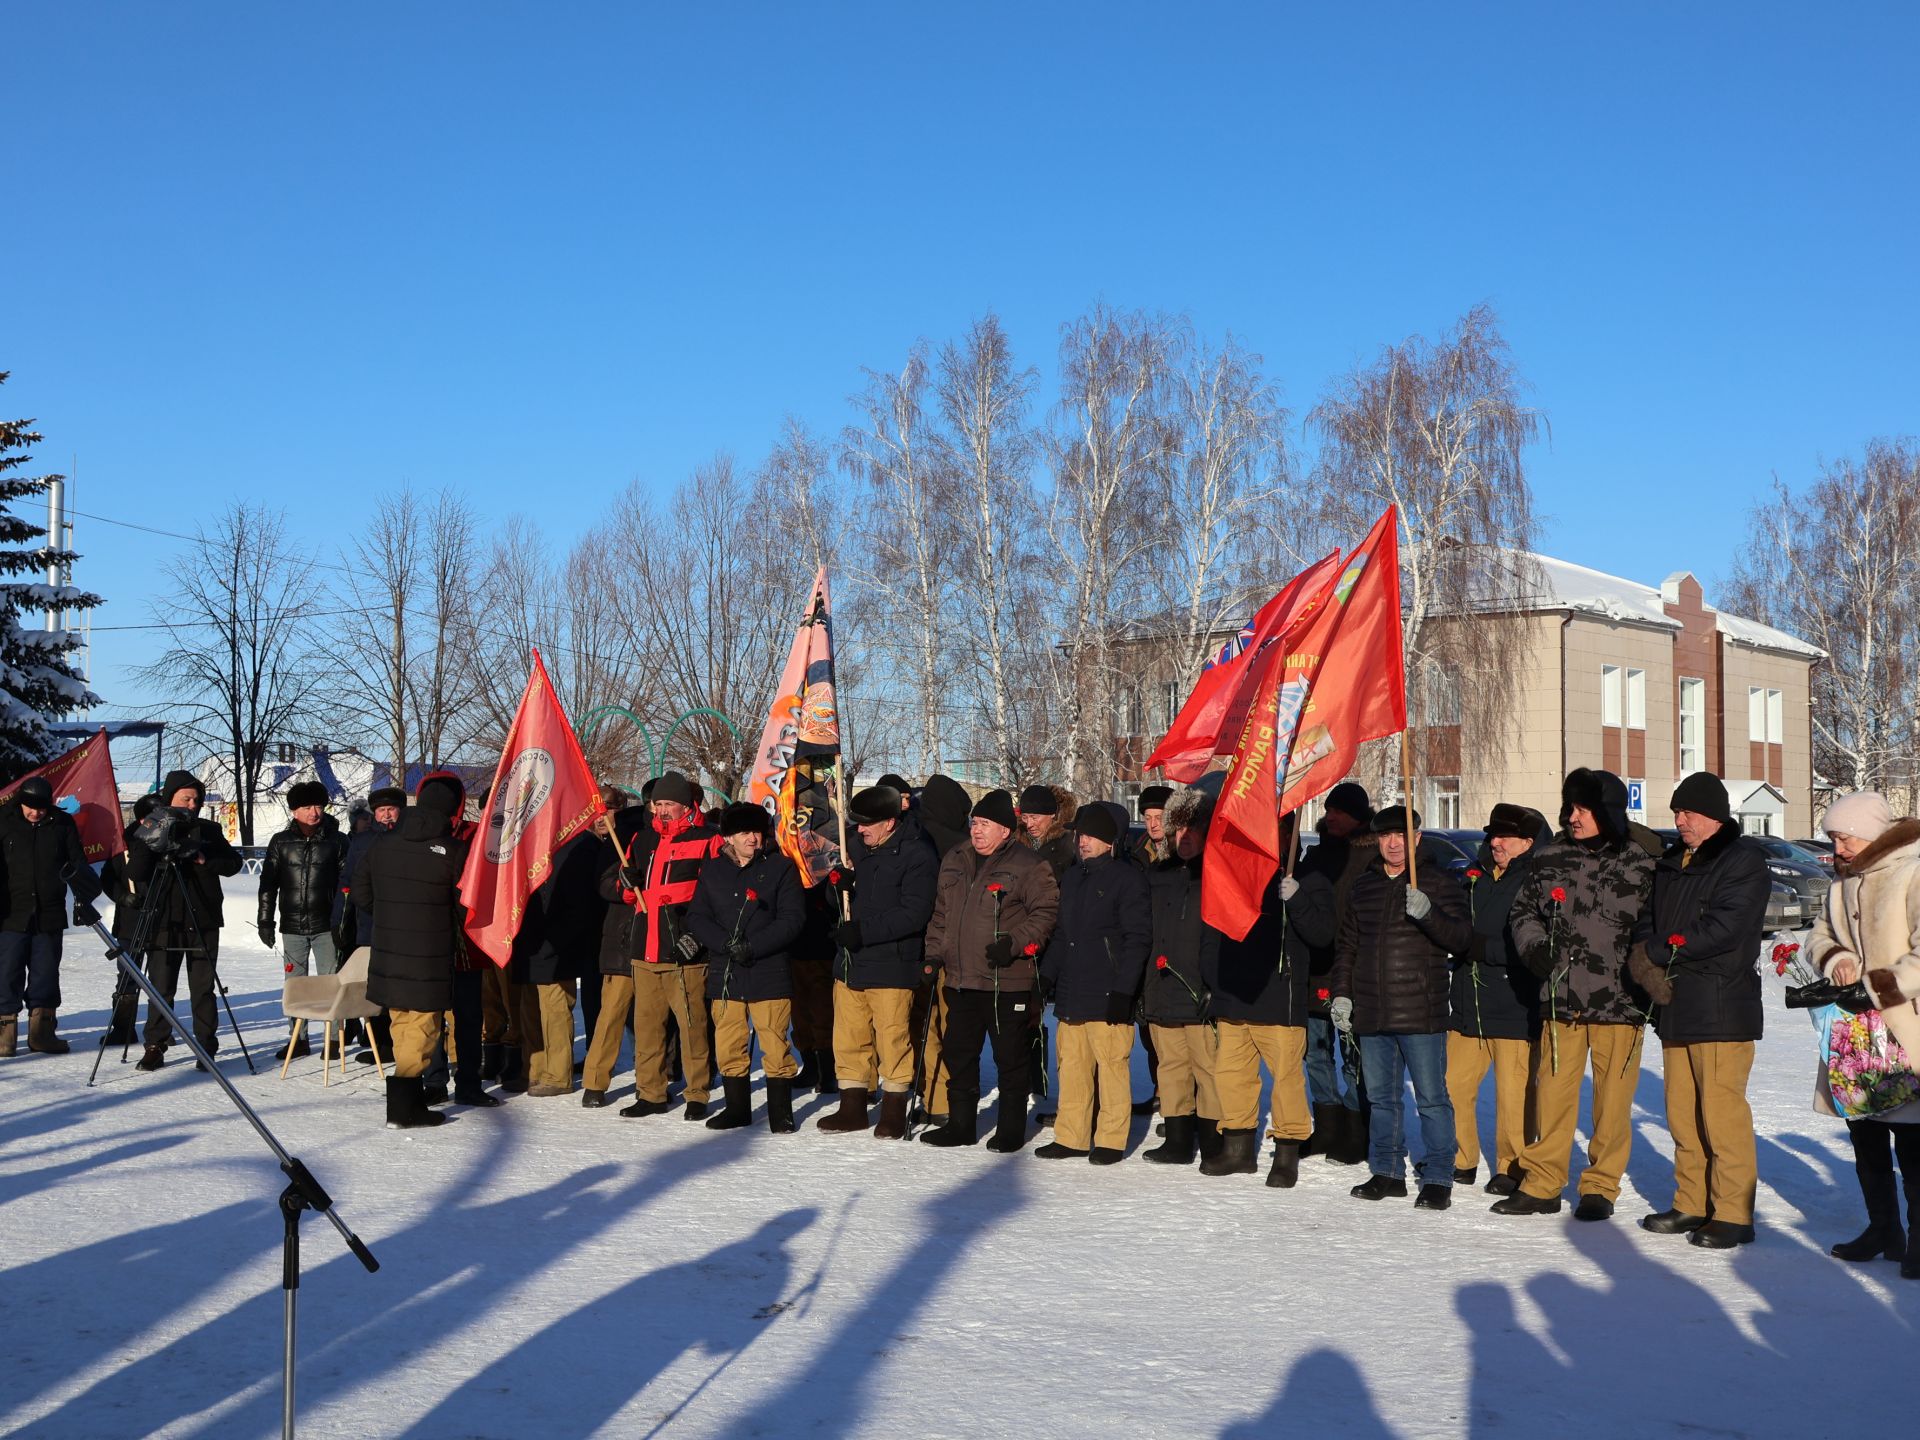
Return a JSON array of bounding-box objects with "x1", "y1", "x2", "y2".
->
[{"x1": 1117, "y1": 552, "x2": 1822, "y2": 838}]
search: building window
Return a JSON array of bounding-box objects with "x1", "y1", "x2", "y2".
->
[
  {"x1": 1678, "y1": 677, "x2": 1704, "y2": 772},
  {"x1": 1748, "y1": 686, "x2": 1783, "y2": 744},
  {"x1": 1768, "y1": 688, "x2": 1784, "y2": 745},
  {"x1": 1626, "y1": 668, "x2": 1645, "y2": 730},
  {"x1": 1428, "y1": 776, "x2": 1461, "y2": 830},
  {"x1": 1161, "y1": 681, "x2": 1180, "y2": 732},
  {"x1": 1601, "y1": 665, "x2": 1622, "y2": 726}
]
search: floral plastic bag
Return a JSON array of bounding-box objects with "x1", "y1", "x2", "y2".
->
[{"x1": 1817, "y1": 1003, "x2": 1920, "y2": 1119}]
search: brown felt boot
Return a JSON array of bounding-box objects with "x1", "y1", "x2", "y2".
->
[
  {"x1": 0, "y1": 1015, "x2": 16, "y2": 1057},
  {"x1": 28, "y1": 1009, "x2": 69, "y2": 1055},
  {"x1": 817, "y1": 1086, "x2": 871, "y2": 1133},
  {"x1": 873, "y1": 1090, "x2": 910, "y2": 1139}
]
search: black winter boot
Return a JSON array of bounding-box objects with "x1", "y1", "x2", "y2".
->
[
  {"x1": 1350, "y1": 1173, "x2": 1409, "y2": 1201},
  {"x1": 274, "y1": 1030, "x2": 311, "y2": 1062},
  {"x1": 1302, "y1": 1103, "x2": 1338, "y2": 1159},
  {"x1": 795, "y1": 1050, "x2": 819, "y2": 1092},
  {"x1": 814, "y1": 1049, "x2": 839, "y2": 1095},
  {"x1": 766, "y1": 1077, "x2": 795, "y2": 1134},
  {"x1": 454, "y1": 1081, "x2": 504, "y2": 1108},
  {"x1": 1265, "y1": 1139, "x2": 1302, "y2": 1189},
  {"x1": 479, "y1": 1042, "x2": 505, "y2": 1081},
  {"x1": 1195, "y1": 1117, "x2": 1224, "y2": 1166},
  {"x1": 1200, "y1": 1127, "x2": 1258, "y2": 1177},
  {"x1": 705, "y1": 1076, "x2": 754, "y2": 1130},
  {"x1": 1833, "y1": 1121, "x2": 1906, "y2": 1261},
  {"x1": 1331, "y1": 1105, "x2": 1370, "y2": 1165},
  {"x1": 386, "y1": 1076, "x2": 446, "y2": 1130},
  {"x1": 1143, "y1": 1114, "x2": 1198, "y2": 1165},
  {"x1": 1035, "y1": 1141, "x2": 1090, "y2": 1160},
  {"x1": 986, "y1": 1089, "x2": 1028, "y2": 1153},
  {"x1": 817, "y1": 1086, "x2": 872, "y2": 1133},
  {"x1": 920, "y1": 1092, "x2": 979, "y2": 1147},
  {"x1": 499, "y1": 1048, "x2": 528, "y2": 1094}
]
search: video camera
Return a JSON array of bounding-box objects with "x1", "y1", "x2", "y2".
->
[{"x1": 134, "y1": 803, "x2": 205, "y2": 860}]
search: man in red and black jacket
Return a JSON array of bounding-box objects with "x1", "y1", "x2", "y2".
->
[{"x1": 592, "y1": 771, "x2": 722, "y2": 1120}]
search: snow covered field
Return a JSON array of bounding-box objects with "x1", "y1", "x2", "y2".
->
[{"x1": 3, "y1": 884, "x2": 1913, "y2": 1439}]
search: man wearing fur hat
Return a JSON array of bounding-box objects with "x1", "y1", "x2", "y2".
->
[
  {"x1": 592, "y1": 770, "x2": 722, "y2": 1120},
  {"x1": 1299, "y1": 781, "x2": 1375, "y2": 1162},
  {"x1": 132, "y1": 770, "x2": 243, "y2": 1071},
  {"x1": 1632, "y1": 771, "x2": 1770, "y2": 1248},
  {"x1": 818, "y1": 783, "x2": 939, "y2": 1138},
  {"x1": 1329, "y1": 805, "x2": 1472, "y2": 1208},
  {"x1": 1136, "y1": 785, "x2": 1175, "y2": 867},
  {"x1": 0, "y1": 774, "x2": 103, "y2": 1057},
  {"x1": 921, "y1": 788, "x2": 1060, "y2": 1151},
  {"x1": 1445, "y1": 802, "x2": 1548, "y2": 1199},
  {"x1": 258, "y1": 780, "x2": 348, "y2": 1061},
  {"x1": 1018, "y1": 784, "x2": 1078, "y2": 880},
  {"x1": 1140, "y1": 787, "x2": 1220, "y2": 1165},
  {"x1": 1496, "y1": 771, "x2": 1658, "y2": 1219},
  {"x1": 1034, "y1": 803, "x2": 1151, "y2": 1164},
  {"x1": 687, "y1": 803, "x2": 805, "y2": 1133}
]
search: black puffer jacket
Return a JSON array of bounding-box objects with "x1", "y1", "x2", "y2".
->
[
  {"x1": 1330, "y1": 840, "x2": 1472, "y2": 1034},
  {"x1": 353, "y1": 806, "x2": 469, "y2": 1014},
  {"x1": 1204, "y1": 876, "x2": 1325, "y2": 1027},
  {"x1": 510, "y1": 833, "x2": 611, "y2": 986},
  {"x1": 843, "y1": 811, "x2": 939, "y2": 989},
  {"x1": 1143, "y1": 860, "x2": 1215, "y2": 1024},
  {"x1": 333, "y1": 821, "x2": 394, "y2": 944},
  {"x1": 688, "y1": 850, "x2": 805, "y2": 1003},
  {"x1": 127, "y1": 815, "x2": 242, "y2": 949},
  {"x1": 1039, "y1": 853, "x2": 1151, "y2": 1023},
  {"x1": 1450, "y1": 839, "x2": 1545, "y2": 1041},
  {"x1": 1296, "y1": 826, "x2": 1374, "y2": 1015},
  {"x1": 257, "y1": 816, "x2": 347, "y2": 936},
  {"x1": 0, "y1": 805, "x2": 100, "y2": 934},
  {"x1": 1636, "y1": 821, "x2": 1769, "y2": 1045}
]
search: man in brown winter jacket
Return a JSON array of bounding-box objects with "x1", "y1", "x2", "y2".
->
[{"x1": 919, "y1": 789, "x2": 1060, "y2": 1153}]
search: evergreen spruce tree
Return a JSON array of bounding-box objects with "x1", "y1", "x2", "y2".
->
[{"x1": 0, "y1": 372, "x2": 102, "y2": 782}]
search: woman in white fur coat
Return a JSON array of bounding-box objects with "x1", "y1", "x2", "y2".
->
[{"x1": 1807, "y1": 790, "x2": 1920, "y2": 1279}]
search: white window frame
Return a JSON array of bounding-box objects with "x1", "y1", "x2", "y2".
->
[
  {"x1": 1766, "y1": 688, "x2": 1784, "y2": 745},
  {"x1": 1678, "y1": 677, "x2": 1704, "y2": 773},
  {"x1": 1602, "y1": 665, "x2": 1622, "y2": 726},
  {"x1": 1626, "y1": 668, "x2": 1646, "y2": 730}
]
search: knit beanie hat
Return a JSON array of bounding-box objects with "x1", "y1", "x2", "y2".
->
[
  {"x1": 1017, "y1": 785, "x2": 1058, "y2": 816},
  {"x1": 1824, "y1": 791, "x2": 1894, "y2": 844},
  {"x1": 971, "y1": 789, "x2": 1017, "y2": 830},
  {"x1": 651, "y1": 771, "x2": 698, "y2": 807},
  {"x1": 1325, "y1": 782, "x2": 1372, "y2": 823},
  {"x1": 1073, "y1": 805, "x2": 1120, "y2": 846},
  {"x1": 1670, "y1": 772, "x2": 1732, "y2": 825}
]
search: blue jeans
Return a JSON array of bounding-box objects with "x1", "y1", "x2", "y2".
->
[
  {"x1": 281, "y1": 931, "x2": 338, "y2": 977},
  {"x1": 1307, "y1": 1015, "x2": 1363, "y2": 1110},
  {"x1": 0, "y1": 931, "x2": 61, "y2": 1014},
  {"x1": 1357, "y1": 1031, "x2": 1456, "y2": 1186}
]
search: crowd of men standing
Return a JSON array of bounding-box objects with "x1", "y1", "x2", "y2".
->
[{"x1": 3, "y1": 755, "x2": 1781, "y2": 1249}]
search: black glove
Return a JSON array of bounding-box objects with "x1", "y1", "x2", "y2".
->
[
  {"x1": 674, "y1": 932, "x2": 702, "y2": 963},
  {"x1": 985, "y1": 935, "x2": 1015, "y2": 969},
  {"x1": 258, "y1": 922, "x2": 276, "y2": 949},
  {"x1": 728, "y1": 940, "x2": 754, "y2": 967},
  {"x1": 1034, "y1": 974, "x2": 1055, "y2": 1006},
  {"x1": 834, "y1": 920, "x2": 863, "y2": 952},
  {"x1": 72, "y1": 899, "x2": 100, "y2": 926},
  {"x1": 1786, "y1": 979, "x2": 1842, "y2": 1010},
  {"x1": 1104, "y1": 992, "x2": 1135, "y2": 1025},
  {"x1": 1834, "y1": 980, "x2": 1876, "y2": 1014}
]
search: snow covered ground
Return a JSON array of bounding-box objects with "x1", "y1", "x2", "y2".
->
[{"x1": 2, "y1": 883, "x2": 1914, "y2": 1438}]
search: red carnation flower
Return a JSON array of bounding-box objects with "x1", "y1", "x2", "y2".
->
[
  {"x1": 745, "y1": 889, "x2": 759, "y2": 903},
  {"x1": 1550, "y1": 886, "x2": 1567, "y2": 904},
  {"x1": 1155, "y1": 955, "x2": 1169, "y2": 970},
  {"x1": 1316, "y1": 986, "x2": 1331, "y2": 1002},
  {"x1": 828, "y1": 869, "x2": 843, "y2": 885},
  {"x1": 1022, "y1": 942, "x2": 1038, "y2": 956},
  {"x1": 1465, "y1": 868, "x2": 1483, "y2": 881},
  {"x1": 1667, "y1": 933, "x2": 1686, "y2": 948},
  {"x1": 987, "y1": 883, "x2": 1005, "y2": 894}
]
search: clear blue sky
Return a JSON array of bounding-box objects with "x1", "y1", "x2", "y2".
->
[{"x1": 6, "y1": 2, "x2": 1915, "y2": 728}]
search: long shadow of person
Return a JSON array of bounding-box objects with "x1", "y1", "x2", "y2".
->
[
  {"x1": 1455, "y1": 1281, "x2": 1570, "y2": 1438},
  {"x1": 1220, "y1": 1347, "x2": 1398, "y2": 1437},
  {"x1": 396, "y1": 1207, "x2": 820, "y2": 1437}
]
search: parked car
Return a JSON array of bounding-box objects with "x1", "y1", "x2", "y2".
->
[
  {"x1": 1743, "y1": 835, "x2": 1828, "y2": 921},
  {"x1": 1792, "y1": 837, "x2": 1837, "y2": 871}
]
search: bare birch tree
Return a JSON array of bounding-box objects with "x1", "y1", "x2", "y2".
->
[
  {"x1": 136, "y1": 503, "x2": 323, "y2": 843},
  {"x1": 1310, "y1": 303, "x2": 1543, "y2": 788},
  {"x1": 1725, "y1": 440, "x2": 1920, "y2": 798}
]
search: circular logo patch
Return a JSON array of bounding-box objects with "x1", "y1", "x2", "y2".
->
[{"x1": 486, "y1": 749, "x2": 557, "y2": 863}]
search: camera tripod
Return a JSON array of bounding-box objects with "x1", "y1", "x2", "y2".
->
[{"x1": 89, "y1": 850, "x2": 254, "y2": 1086}]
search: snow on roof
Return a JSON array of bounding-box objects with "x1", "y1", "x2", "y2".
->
[{"x1": 1498, "y1": 551, "x2": 1825, "y2": 659}]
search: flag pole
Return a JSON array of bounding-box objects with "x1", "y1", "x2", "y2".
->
[
  {"x1": 1400, "y1": 727, "x2": 1418, "y2": 888},
  {"x1": 831, "y1": 759, "x2": 852, "y2": 921}
]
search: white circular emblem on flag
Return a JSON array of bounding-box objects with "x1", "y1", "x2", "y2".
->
[{"x1": 486, "y1": 749, "x2": 556, "y2": 863}]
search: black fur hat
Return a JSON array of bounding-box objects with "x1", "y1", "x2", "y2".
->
[
  {"x1": 849, "y1": 785, "x2": 902, "y2": 825},
  {"x1": 286, "y1": 780, "x2": 330, "y2": 810},
  {"x1": 367, "y1": 786, "x2": 407, "y2": 811},
  {"x1": 719, "y1": 802, "x2": 769, "y2": 837},
  {"x1": 1138, "y1": 784, "x2": 1173, "y2": 812},
  {"x1": 1370, "y1": 804, "x2": 1421, "y2": 834},
  {"x1": 1486, "y1": 802, "x2": 1543, "y2": 839},
  {"x1": 1562, "y1": 768, "x2": 1629, "y2": 843}
]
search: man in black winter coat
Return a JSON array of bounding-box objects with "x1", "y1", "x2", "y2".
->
[
  {"x1": 1445, "y1": 803, "x2": 1548, "y2": 1198},
  {"x1": 1330, "y1": 805, "x2": 1472, "y2": 1208},
  {"x1": 818, "y1": 785, "x2": 939, "y2": 1138},
  {"x1": 1035, "y1": 805, "x2": 1151, "y2": 1165},
  {"x1": 1299, "y1": 783, "x2": 1374, "y2": 1141},
  {"x1": 686, "y1": 803, "x2": 805, "y2": 1133},
  {"x1": 257, "y1": 780, "x2": 348, "y2": 1061},
  {"x1": 1140, "y1": 790, "x2": 1220, "y2": 1167},
  {"x1": 507, "y1": 830, "x2": 605, "y2": 1098},
  {"x1": 1633, "y1": 772, "x2": 1770, "y2": 1249},
  {"x1": 0, "y1": 776, "x2": 103, "y2": 1057},
  {"x1": 353, "y1": 774, "x2": 468, "y2": 1128},
  {"x1": 132, "y1": 770, "x2": 243, "y2": 1071}
]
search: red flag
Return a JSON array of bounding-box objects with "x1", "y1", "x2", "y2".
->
[
  {"x1": 1, "y1": 728, "x2": 124, "y2": 864},
  {"x1": 747, "y1": 567, "x2": 843, "y2": 887},
  {"x1": 458, "y1": 651, "x2": 606, "y2": 967},
  {"x1": 1202, "y1": 510, "x2": 1406, "y2": 940},
  {"x1": 1144, "y1": 550, "x2": 1343, "y2": 783}
]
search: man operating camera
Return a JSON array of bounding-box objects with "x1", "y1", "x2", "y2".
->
[{"x1": 130, "y1": 769, "x2": 242, "y2": 1072}]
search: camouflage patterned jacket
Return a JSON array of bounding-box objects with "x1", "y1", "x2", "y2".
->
[{"x1": 1508, "y1": 830, "x2": 1660, "y2": 1026}]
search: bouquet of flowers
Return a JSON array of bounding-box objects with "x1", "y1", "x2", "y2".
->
[{"x1": 1822, "y1": 1008, "x2": 1920, "y2": 1118}]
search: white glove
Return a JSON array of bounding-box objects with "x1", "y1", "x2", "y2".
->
[
  {"x1": 1329, "y1": 996, "x2": 1354, "y2": 1034},
  {"x1": 1404, "y1": 887, "x2": 1432, "y2": 920},
  {"x1": 1279, "y1": 876, "x2": 1299, "y2": 902}
]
